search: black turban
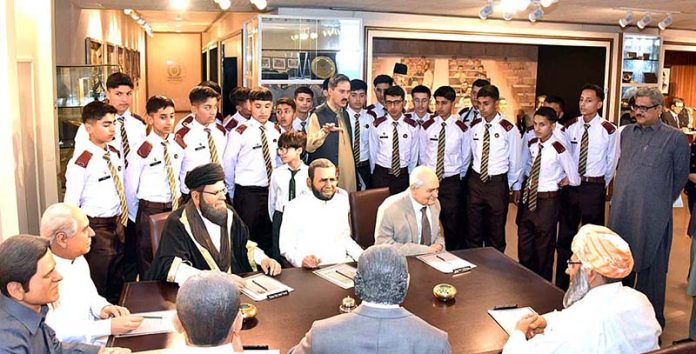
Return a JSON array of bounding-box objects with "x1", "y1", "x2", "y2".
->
[{"x1": 185, "y1": 163, "x2": 225, "y2": 190}]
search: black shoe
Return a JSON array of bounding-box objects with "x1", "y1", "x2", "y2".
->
[{"x1": 673, "y1": 338, "x2": 695, "y2": 345}]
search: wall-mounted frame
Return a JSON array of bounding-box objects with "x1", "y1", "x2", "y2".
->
[
  {"x1": 661, "y1": 67, "x2": 671, "y2": 94},
  {"x1": 85, "y1": 37, "x2": 103, "y2": 65}
]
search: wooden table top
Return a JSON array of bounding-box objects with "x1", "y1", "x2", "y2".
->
[{"x1": 108, "y1": 247, "x2": 564, "y2": 353}]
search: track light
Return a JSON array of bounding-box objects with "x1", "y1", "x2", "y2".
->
[
  {"x1": 250, "y1": 0, "x2": 267, "y2": 10},
  {"x1": 539, "y1": 0, "x2": 557, "y2": 7},
  {"x1": 123, "y1": 9, "x2": 132, "y2": 15},
  {"x1": 503, "y1": 12, "x2": 514, "y2": 21},
  {"x1": 479, "y1": 1, "x2": 493, "y2": 20},
  {"x1": 528, "y1": 5, "x2": 543, "y2": 22},
  {"x1": 658, "y1": 13, "x2": 672, "y2": 30},
  {"x1": 636, "y1": 13, "x2": 652, "y2": 29},
  {"x1": 619, "y1": 10, "x2": 633, "y2": 28},
  {"x1": 219, "y1": 0, "x2": 231, "y2": 10}
]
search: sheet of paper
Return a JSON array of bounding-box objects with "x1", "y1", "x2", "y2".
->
[
  {"x1": 241, "y1": 273, "x2": 294, "y2": 301},
  {"x1": 416, "y1": 252, "x2": 477, "y2": 274},
  {"x1": 116, "y1": 310, "x2": 177, "y2": 337},
  {"x1": 313, "y1": 263, "x2": 357, "y2": 289},
  {"x1": 134, "y1": 349, "x2": 280, "y2": 354},
  {"x1": 674, "y1": 195, "x2": 684, "y2": 208},
  {"x1": 488, "y1": 307, "x2": 535, "y2": 336}
]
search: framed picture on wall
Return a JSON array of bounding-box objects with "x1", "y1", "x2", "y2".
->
[
  {"x1": 106, "y1": 43, "x2": 118, "y2": 65},
  {"x1": 272, "y1": 58, "x2": 286, "y2": 70},
  {"x1": 287, "y1": 58, "x2": 299, "y2": 69},
  {"x1": 118, "y1": 47, "x2": 126, "y2": 71},
  {"x1": 134, "y1": 51, "x2": 141, "y2": 81},
  {"x1": 661, "y1": 67, "x2": 671, "y2": 94},
  {"x1": 261, "y1": 57, "x2": 271, "y2": 69},
  {"x1": 85, "y1": 38, "x2": 103, "y2": 65}
]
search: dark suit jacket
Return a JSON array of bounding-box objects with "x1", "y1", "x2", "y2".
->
[{"x1": 661, "y1": 111, "x2": 689, "y2": 129}]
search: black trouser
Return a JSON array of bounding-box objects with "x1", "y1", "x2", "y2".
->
[
  {"x1": 556, "y1": 181, "x2": 605, "y2": 289},
  {"x1": 234, "y1": 185, "x2": 273, "y2": 254},
  {"x1": 123, "y1": 219, "x2": 138, "y2": 282},
  {"x1": 371, "y1": 165, "x2": 409, "y2": 195},
  {"x1": 466, "y1": 171, "x2": 509, "y2": 252},
  {"x1": 457, "y1": 173, "x2": 470, "y2": 248},
  {"x1": 439, "y1": 175, "x2": 463, "y2": 251},
  {"x1": 356, "y1": 161, "x2": 372, "y2": 190},
  {"x1": 135, "y1": 200, "x2": 173, "y2": 279},
  {"x1": 271, "y1": 210, "x2": 283, "y2": 262},
  {"x1": 517, "y1": 193, "x2": 560, "y2": 282},
  {"x1": 85, "y1": 216, "x2": 125, "y2": 304}
]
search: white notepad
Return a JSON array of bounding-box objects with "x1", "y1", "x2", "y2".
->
[
  {"x1": 488, "y1": 307, "x2": 536, "y2": 335},
  {"x1": 115, "y1": 310, "x2": 177, "y2": 337},
  {"x1": 241, "y1": 273, "x2": 294, "y2": 301},
  {"x1": 416, "y1": 252, "x2": 477, "y2": 274},
  {"x1": 314, "y1": 263, "x2": 357, "y2": 289}
]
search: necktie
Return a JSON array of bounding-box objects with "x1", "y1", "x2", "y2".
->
[
  {"x1": 480, "y1": 123, "x2": 491, "y2": 182},
  {"x1": 118, "y1": 117, "x2": 130, "y2": 168},
  {"x1": 523, "y1": 144, "x2": 543, "y2": 212},
  {"x1": 578, "y1": 123, "x2": 590, "y2": 176},
  {"x1": 436, "y1": 122, "x2": 446, "y2": 180},
  {"x1": 420, "y1": 206, "x2": 431, "y2": 245},
  {"x1": 300, "y1": 121, "x2": 307, "y2": 133},
  {"x1": 162, "y1": 141, "x2": 179, "y2": 210},
  {"x1": 391, "y1": 121, "x2": 401, "y2": 177},
  {"x1": 353, "y1": 113, "x2": 361, "y2": 164},
  {"x1": 288, "y1": 168, "x2": 299, "y2": 201},
  {"x1": 260, "y1": 126, "x2": 273, "y2": 180},
  {"x1": 204, "y1": 128, "x2": 219, "y2": 164},
  {"x1": 104, "y1": 152, "x2": 128, "y2": 226}
]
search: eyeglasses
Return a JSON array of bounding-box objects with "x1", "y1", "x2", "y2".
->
[
  {"x1": 566, "y1": 259, "x2": 582, "y2": 266},
  {"x1": 630, "y1": 104, "x2": 659, "y2": 112},
  {"x1": 202, "y1": 187, "x2": 228, "y2": 197},
  {"x1": 385, "y1": 100, "x2": 404, "y2": 106}
]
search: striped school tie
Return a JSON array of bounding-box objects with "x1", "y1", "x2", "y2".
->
[
  {"x1": 391, "y1": 121, "x2": 401, "y2": 177},
  {"x1": 204, "y1": 128, "x2": 220, "y2": 164},
  {"x1": 118, "y1": 117, "x2": 130, "y2": 168},
  {"x1": 480, "y1": 123, "x2": 491, "y2": 182},
  {"x1": 523, "y1": 144, "x2": 543, "y2": 212},
  {"x1": 436, "y1": 122, "x2": 446, "y2": 180},
  {"x1": 260, "y1": 126, "x2": 273, "y2": 181},
  {"x1": 578, "y1": 124, "x2": 590, "y2": 176},
  {"x1": 353, "y1": 114, "x2": 361, "y2": 164},
  {"x1": 162, "y1": 141, "x2": 179, "y2": 210},
  {"x1": 104, "y1": 152, "x2": 128, "y2": 226}
]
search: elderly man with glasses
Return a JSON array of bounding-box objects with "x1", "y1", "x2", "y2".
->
[
  {"x1": 146, "y1": 163, "x2": 281, "y2": 286},
  {"x1": 608, "y1": 86, "x2": 689, "y2": 329}
]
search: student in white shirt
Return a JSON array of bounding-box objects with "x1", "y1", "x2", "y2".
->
[
  {"x1": 40, "y1": 203, "x2": 143, "y2": 345},
  {"x1": 503, "y1": 225, "x2": 661, "y2": 354},
  {"x1": 275, "y1": 97, "x2": 296, "y2": 134},
  {"x1": 280, "y1": 158, "x2": 363, "y2": 268},
  {"x1": 268, "y1": 131, "x2": 309, "y2": 262}
]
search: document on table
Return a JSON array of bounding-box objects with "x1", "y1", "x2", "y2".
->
[
  {"x1": 134, "y1": 349, "x2": 280, "y2": 354},
  {"x1": 417, "y1": 252, "x2": 477, "y2": 274},
  {"x1": 115, "y1": 310, "x2": 177, "y2": 337},
  {"x1": 241, "y1": 273, "x2": 294, "y2": 301},
  {"x1": 314, "y1": 263, "x2": 357, "y2": 289},
  {"x1": 488, "y1": 307, "x2": 536, "y2": 336}
]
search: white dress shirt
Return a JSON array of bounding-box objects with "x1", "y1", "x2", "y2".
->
[
  {"x1": 74, "y1": 110, "x2": 147, "y2": 161},
  {"x1": 279, "y1": 190, "x2": 363, "y2": 267},
  {"x1": 561, "y1": 114, "x2": 619, "y2": 187},
  {"x1": 419, "y1": 115, "x2": 472, "y2": 178},
  {"x1": 268, "y1": 163, "x2": 310, "y2": 218},
  {"x1": 368, "y1": 114, "x2": 420, "y2": 173},
  {"x1": 408, "y1": 193, "x2": 434, "y2": 245},
  {"x1": 292, "y1": 117, "x2": 310, "y2": 133},
  {"x1": 346, "y1": 107, "x2": 374, "y2": 163},
  {"x1": 469, "y1": 113, "x2": 523, "y2": 188},
  {"x1": 367, "y1": 102, "x2": 386, "y2": 119},
  {"x1": 124, "y1": 132, "x2": 184, "y2": 217},
  {"x1": 502, "y1": 283, "x2": 661, "y2": 354},
  {"x1": 64, "y1": 141, "x2": 124, "y2": 217},
  {"x1": 176, "y1": 118, "x2": 228, "y2": 194},
  {"x1": 515, "y1": 136, "x2": 580, "y2": 192},
  {"x1": 458, "y1": 106, "x2": 479, "y2": 126},
  {"x1": 221, "y1": 112, "x2": 250, "y2": 132},
  {"x1": 223, "y1": 119, "x2": 281, "y2": 198},
  {"x1": 521, "y1": 125, "x2": 569, "y2": 177},
  {"x1": 46, "y1": 255, "x2": 111, "y2": 345},
  {"x1": 411, "y1": 111, "x2": 430, "y2": 128}
]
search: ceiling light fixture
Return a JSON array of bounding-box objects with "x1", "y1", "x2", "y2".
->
[
  {"x1": 636, "y1": 13, "x2": 652, "y2": 29},
  {"x1": 479, "y1": 0, "x2": 493, "y2": 20},
  {"x1": 250, "y1": 0, "x2": 267, "y2": 11},
  {"x1": 658, "y1": 13, "x2": 673, "y2": 30},
  {"x1": 170, "y1": 0, "x2": 188, "y2": 10},
  {"x1": 528, "y1": 5, "x2": 543, "y2": 22},
  {"x1": 539, "y1": 0, "x2": 558, "y2": 7},
  {"x1": 619, "y1": 10, "x2": 633, "y2": 28},
  {"x1": 219, "y1": 0, "x2": 231, "y2": 10},
  {"x1": 123, "y1": 9, "x2": 132, "y2": 15}
]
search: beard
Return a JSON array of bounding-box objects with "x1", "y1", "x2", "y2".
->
[
  {"x1": 199, "y1": 195, "x2": 227, "y2": 226},
  {"x1": 563, "y1": 269, "x2": 591, "y2": 309},
  {"x1": 312, "y1": 185, "x2": 335, "y2": 201}
]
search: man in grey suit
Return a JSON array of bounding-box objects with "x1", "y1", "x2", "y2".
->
[
  {"x1": 288, "y1": 245, "x2": 451, "y2": 354},
  {"x1": 374, "y1": 166, "x2": 445, "y2": 256}
]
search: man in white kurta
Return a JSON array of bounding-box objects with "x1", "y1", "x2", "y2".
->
[
  {"x1": 280, "y1": 158, "x2": 363, "y2": 268},
  {"x1": 503, "y1": 225, "x2": 661, "y2": 354},
  {"x1": 40, "y1": 203, "x2": 143, "y2": 345}
]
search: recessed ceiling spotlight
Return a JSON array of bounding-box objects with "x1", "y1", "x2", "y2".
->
[
  {"x1": 219, "y1": 0, "x2": 231, "y2": 10},
  {"x1": 250, "y1": 0, "x2": 267, "y2": 10},
  {"x1": 619, "y1": 10, "x2": 633, "y2": 28},
  {"x1": 123, "y1": 9, "x2": 132, "y2": 15},
  {"x1": 636, "y1": 13, "x2": 652, "y2": 29},
  {"x1": 658, "y1": 13, "x2": 672, "y2": 30},
  {"x1": 170, "y1": 0, "x2": 188, "y2": 10}
]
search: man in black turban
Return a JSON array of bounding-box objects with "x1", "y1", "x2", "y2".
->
[{"x1": 146, "y1": 163, "x2": 281, "y2": 284}]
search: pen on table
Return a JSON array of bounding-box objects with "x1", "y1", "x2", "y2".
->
[
  {"x1": 435, "y1": 254, "x2": 449, "y2": 263},
  {"x1": 252, "y1": 279, "x2": 269, "y2": 292},
  {"x1": 335, "y1": 270, "x2": 354, "y2": 280},
  {"x1": 142, "y1": 315, "x2": 163, "y2": 319},
  {"x1": 493, "y1": 304, "x2": 519, "y2": 310}
]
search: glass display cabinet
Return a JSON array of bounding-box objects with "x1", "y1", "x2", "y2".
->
[
  {"x1": 619, "y1": 34, "x2": 662, "y2": 123},
  {"x1": 56, "y1": 64, "x2": 120, "y2": 191},
  {"x1": 243, "y1": 15, "x2": 363, "y2": 105}
]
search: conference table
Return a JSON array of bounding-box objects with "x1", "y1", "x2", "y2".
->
[{"x1": 108, "y1": 247, "x2": 564, "y2": 353}]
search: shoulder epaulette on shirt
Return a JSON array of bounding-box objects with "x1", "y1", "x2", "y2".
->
[
  {"x1": 366, "y1": 104, "x2": 375, "y2": 111},
  {"x1": 215, "y1": 123, "x2": 226, "y2": 135},
  {"x1": 175, "y1": 126, "x2": 190, "y2": 149},
  {"x1": 373, "y1": 116, "x2": 387, "y2": 127},
  {"x1": 455, "y1": 120, "x2": 468, "y2": 132},
  {"x1": 365, "y1": 110, "x2": 377, "y2": 119},
  {"x1": 499, "y1": 119, "x2": 514, "y2": 132},
  {"x1": 470, "y1": 118, "x2": 482, "y2": 127},
  {"x1": 108, "y1": 145, "x2": 121, "y2": 158},
  {"x1": 561, "y1": 117, "x2": 578, "y2": 131},
  {"x1": 526, "y1": 126, "x2": 534, "y2": 133},
  {"x1": 182, "y1": 115, "x2": 194, "y2": 126},
  {"x1": 458, "y1": 107, "x2": 469, "y2": 116},
  {"x1": 74, "y1": 151, "x2": 93, "y2": 168},
  {"x1": 236, "y1": 125, "x2": 248, "y2": 134},
  {"x1": 552, "y1": 141, "x2": 566, "y2": 153},
  {"x1": 403, "y1": 116, "x2": 417, "y2": 128},
  {"x1": 601, "y1": 120, "x2": 617, "y2": 134},
  {"x1": 528, "y1": 137, "x2": 539, "y2": 147},
  {"x1": 132, "y1": 113, "x2": 146, "y2": 125},
  {"x1": 274, "y1": 124, "x2": 281, "y2": 134},
  {"x1": 422, "y1": 117, "x2": 436, "y2": 130},
  {"x1": 137, "y1": 141, "x2": 153, "y2": 158},
  {"x1": 224, "y1": 118, "x2": 239, "y2": 131}
]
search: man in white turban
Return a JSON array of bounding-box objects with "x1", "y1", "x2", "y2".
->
[{"x1": 502, "y1": 224, "x2": 661, "y2": 354}]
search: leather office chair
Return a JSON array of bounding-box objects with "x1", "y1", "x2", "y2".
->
[
  {"x1": 148, "y1": 212, "x2": 171, "y2": 257},
  {"x1": 648, "y1": 342, "x2": 696, "y2": 354},
  {"x1": 348, "y1": 187, "x2": 390, "y2": 249}
]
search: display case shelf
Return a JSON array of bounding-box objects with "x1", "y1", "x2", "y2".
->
[{"x1": 618, "y1": 34, "x2": 663, "y2": 125}]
